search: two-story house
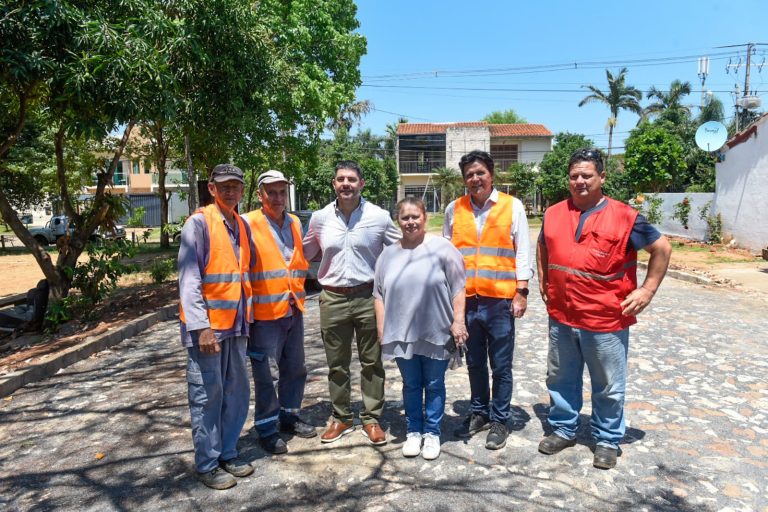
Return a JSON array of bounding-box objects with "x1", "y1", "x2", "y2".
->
[{"x1": 396, "y1": 121, "x2": 553, "y2": 212}]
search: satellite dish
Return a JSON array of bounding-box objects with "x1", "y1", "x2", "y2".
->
[{"x1": 695, "y1": 121, "x2": 728, "y2": 152}]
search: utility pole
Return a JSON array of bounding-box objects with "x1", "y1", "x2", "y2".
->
[{"x1": 720, "y1": 42, "x2": 768, "y2": 131}]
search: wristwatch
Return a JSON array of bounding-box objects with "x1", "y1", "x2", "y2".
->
[{"x1": 516, "y1": 287, "x2": 529, "y2": 297}]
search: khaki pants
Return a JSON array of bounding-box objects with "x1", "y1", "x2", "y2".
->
[{"x1": 319, "y1": 288, "x2": 385, "y2": 424}]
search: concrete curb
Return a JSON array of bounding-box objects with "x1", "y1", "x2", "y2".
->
[
  {"x1": 0, "y1": 304, "x2": 179, "y2": 397},
  {"x1": 637, "y1": 261, "x2": 713, "y2": 285}
]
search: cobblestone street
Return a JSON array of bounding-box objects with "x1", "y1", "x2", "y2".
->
[{"x1": 1, "y1": 275, "x2": 767, "y2": 511}]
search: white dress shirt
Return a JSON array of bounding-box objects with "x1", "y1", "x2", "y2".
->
[{"x1": 302, "y1": 198, "x2": 401, "y2": 287}]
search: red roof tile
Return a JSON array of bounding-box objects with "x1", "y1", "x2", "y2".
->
[
  {"x1": 397, "y1": 122, "x2": 551, "y2": 137},
  {"x1": 489, "y1": 124, "x2": 552, "y2": 137}
]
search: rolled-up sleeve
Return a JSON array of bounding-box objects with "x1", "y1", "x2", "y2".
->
[
  {"x1": 511, "y1": 199, "x2": 533, "y2": 281},
  {"x1": 178, "y1": 215, "x2": 210, "y2": 331},
  {"x1": 302, "y1": 213, "x2": 321, "y2": 262}
]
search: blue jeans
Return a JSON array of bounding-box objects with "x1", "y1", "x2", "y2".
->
[
  {"x1": 465, "y1": 296, "x2": 515, "y2": 423},
  {"x1": 396, "y1": 355, "x2": 450, "y2": 436},
  {"x1": 545, "y1": 316, "x2": 630, "y2": 449},
  {"x1": 248, "y1": 310, "x2": 307, "y2": 436},
  {"x1": 186, "y1": 335, "x2": 250, "y2": 473}
]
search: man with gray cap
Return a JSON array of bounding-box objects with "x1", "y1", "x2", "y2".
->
[
  {"x1": 178, "y1": 163, "x2": 257, "y2": 489},
  {"x1": 243, "y1": 170, "x2": 315, "y2": 454}
]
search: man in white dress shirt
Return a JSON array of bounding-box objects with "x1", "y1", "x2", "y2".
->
[{"x1": 303, "y1": 161, "x2": 400, "y2": 446}]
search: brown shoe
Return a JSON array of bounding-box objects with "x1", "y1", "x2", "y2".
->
[
  {"x1": 320, "y1": 421, "x2": 354, "y2": 444},
  {"x1": 361, "y1": 423, "x2": 387, "y2": 446}
]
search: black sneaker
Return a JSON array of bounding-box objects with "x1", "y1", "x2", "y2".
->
[
  {"x1": 197, "y1": 467, "x2": 236, "y2": 490},
  {"x1": 280, "y1": 418, "x2": 318, "y2": 438},
  {"x1": 454, "y1": 414, "x2": 490, "y2": 438},
  {"x1": 259, "y1": 433, "x2": 288, "y2": 454},
  {"x1": 219, "y1": 457, "x2": 254, "y2": 477},
  {"x1": 485, "y1": 421, "x2": 508, "y2": 450}
]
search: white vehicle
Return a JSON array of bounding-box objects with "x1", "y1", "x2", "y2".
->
[{"x1": 28, "y1": 215, "x2": 127, "y2": 246}]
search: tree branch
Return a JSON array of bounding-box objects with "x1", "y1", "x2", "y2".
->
[{"x1": 0, "y1": 88, "x2": 29, "y2": 162}]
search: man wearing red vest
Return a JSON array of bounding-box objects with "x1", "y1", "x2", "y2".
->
[
  {"x1": 536, "y1": 148, "x2": 671, "y2": 469},
  {"x1": 444, "y1": 150, "x2": 532, "y2": 450},
  {"x1": 178, "y1": 164, "x2": 257, "y2": 490},
  {"x1": 243, "y1": 170, "x2": 316, "y2": 455}
]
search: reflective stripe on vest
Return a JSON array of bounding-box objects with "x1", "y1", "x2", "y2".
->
[
  {"x1": 451, "y1": 192, "x2": 518, "y2": 298},
  {"x1": 542, "y1": 197, "x2": 638, "y2": 332},
  {"x1": 245, "y1": 210, "x2": 309, "y2": 320},
  {"x1": 179, "y1": 204, "x2": 254, "y2": 330}
]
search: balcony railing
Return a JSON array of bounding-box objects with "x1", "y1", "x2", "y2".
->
[{"x1": 399, "y1": 160, "x2": 446, "y2": 174}]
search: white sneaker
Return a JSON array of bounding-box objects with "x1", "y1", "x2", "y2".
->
[
  {"x1": 402, "y1": 432, "x2": 422, "y2": 457},
  {"x1": 421, "y1": 433, "x2": 441, "y2": 460}
]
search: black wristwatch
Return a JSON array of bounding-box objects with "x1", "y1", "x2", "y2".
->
[{"x1": 516, "y1": 287, "x2": 529, "y2": 297}]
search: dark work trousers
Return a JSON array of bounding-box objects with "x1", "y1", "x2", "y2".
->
[
  {"x1": 464, "y1": 295, "x2": 516, "y2": 423},
  {"x1": 248, "y1": 307, "x2": 307, "y2": 436}
]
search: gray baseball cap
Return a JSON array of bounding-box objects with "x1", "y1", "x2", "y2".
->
[{"x1": 210, "y1": 164, "x2": 244, "y2": 183}]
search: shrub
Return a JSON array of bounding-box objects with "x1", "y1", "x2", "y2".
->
[
  {"x1": 69, "y1": 239, "x2": 137, "y2": 306},
  {"x1": 672, "y1": 196, "x2": 691, "y2": 229},
  {"x1": 149, "y1": 257, "x2": 176, "y2": 283}
]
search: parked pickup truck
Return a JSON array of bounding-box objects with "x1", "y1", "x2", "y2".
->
[{"x1": 28, "y1": 215, "x2": 127, "y2": 246}]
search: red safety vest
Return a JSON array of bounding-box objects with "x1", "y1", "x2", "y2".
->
[
  {"x1": 245, "y1": 210, "x2": 308, "y2": 320},
  {"x1": 451, "y1": 193, "x2": 517, "y2": 298},
  {"x1": 180, "y1": 204, "x2": 254, "y2": 329},
  {"x1": 543, "y1": 197, "x2": 638, "y2": 332}
]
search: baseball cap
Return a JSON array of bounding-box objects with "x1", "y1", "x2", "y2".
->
[
  {"x1": 210, "y1": 163, "x2": 244, "y2": 184},
  {"x1": 257, "y1": 169, "x2": 289, "y2": 188}
]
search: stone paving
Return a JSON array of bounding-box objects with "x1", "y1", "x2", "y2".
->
[{"x1": 1, "y1": 275, "x2": 767, "y2": 511}]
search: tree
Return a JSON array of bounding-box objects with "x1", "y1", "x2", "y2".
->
[
  {"x1": 1, "y1": 0, "x2": 175, "y2": 300},
  {"x1": 538, "y1": 132, "x2": 595, "y2": 206},
  {"x1": 496, "y1": 162, "x2": 537, "y2": 202},
  {"x1": 578, "y1": 68, "x2": 642, "y2": 160},
  {"x1": 624, "y1": 122, "x2": 686, "y2": 193},
  {"x1": 643, "y1": 80, "x2": 692, "y2": 124},
  {"x1": 432, "y1": 167, "x2": 464, "y2": 211},
  {"x1": 698, "y1": 96, "x2": 726, "y2": 124},
  {"x1": 483, "y1": 109, "x2": 527, "y2": 124}
]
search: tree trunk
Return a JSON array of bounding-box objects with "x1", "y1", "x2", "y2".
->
[
  {"x1": 151, "y1": 122, "x2": 171, "y2": 249},
  {"x1": 185, "y1": 133, "x2": 198, "y2": 214}
]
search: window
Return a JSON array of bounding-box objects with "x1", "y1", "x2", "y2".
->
[
  {"x1": 490, "y1": 144, "x2": 518, "y2": 172},
  {"x1": 399, "y1": 134, "x2": 446, "y2": 174}
]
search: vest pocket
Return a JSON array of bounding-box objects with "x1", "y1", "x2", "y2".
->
[{"x1": 583, "y1": 231, "x2": 621, "y2": 273}]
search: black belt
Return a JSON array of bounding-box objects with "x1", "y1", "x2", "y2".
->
[{"x1": 322, "y1": 282, "x2": 374, "y2": 295}]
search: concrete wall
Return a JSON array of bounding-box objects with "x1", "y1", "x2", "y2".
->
[
  {"x1": 445, "y1": 127, "x2": 489, "y2": 170},
  {"x1": 520, "y1": 138, "x2": 553, "y2": 165},
  {"x1": 646, "y1": 192, "x2": 714, "y2": 241},
  {"x1": 716, "y1": 117, "x2": 768, "y2": 252}
]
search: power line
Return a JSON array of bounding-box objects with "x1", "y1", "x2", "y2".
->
[{"x1": 362, "y1": 51, "x2": 738, "y2": 82}]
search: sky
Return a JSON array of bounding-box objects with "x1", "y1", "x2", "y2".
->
[{"x1": 352, "y1": 0, "x2": 768, "y2": 151}]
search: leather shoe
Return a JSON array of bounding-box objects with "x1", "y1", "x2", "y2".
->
[
  {"x1": 361, "y1": 423, "x2": 387, "y2": 446},
  {"x1": 320, "y1": 421, "x2": 355, "y2": 443},
  {"x1": 538, "y1": 434, "x2": 577, "y2": 455},
  {"x1": 593, "y1": 445, "x2": 618, "y2": 469},
  {"x1": 219, "y1": 457, "x2": 254, "y2": 477}
]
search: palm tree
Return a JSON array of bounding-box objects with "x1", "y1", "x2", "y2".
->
[
  {"x1": 432, "y1": 167, "x2": 464, "y2": 211},
  {"x1": 698, "y1": 96, "x2": 725, "y2": 124},
  {"x1": 644, "y1": 79, "x2": 692, "y2": 123},
  {"x1": 578, "y1": 67, "x2": 642, "y2": 160}
]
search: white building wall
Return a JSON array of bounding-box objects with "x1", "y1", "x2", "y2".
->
[
  {"x1": 645, "y1": 192, "x2": 714, "y2": 241},
  {"x1": 445, "y1": 127, "x2": 490, "y2": 171},
  {"x1": 715, "y1": 117, "x2": 768, "y2": 252},
  {"x1": 520, "y1": 138, "x2": 553, "y2": 165}
]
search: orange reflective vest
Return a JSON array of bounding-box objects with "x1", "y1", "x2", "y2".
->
[
  {"x1": 451, "y1": 193, "x2": 517, "y2": 298},
  {"x1": 180, "y1": 204, "x2": 254, "y2": 330},
  {"x1": 244, "y1": 210, "x2": 308, "y2": 320},
  {"x1": 542, "y1": 197, "x2": 638, "y2": 332}
]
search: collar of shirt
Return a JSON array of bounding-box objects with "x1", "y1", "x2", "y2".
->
[
  {"x1": 334, "y1": 196, "x2": 366, "y2": 214},
  {"x1": 471, "y1": 188, "x2": 499, "y2": 212}
]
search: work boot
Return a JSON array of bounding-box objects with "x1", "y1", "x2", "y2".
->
[
  {"x1": 454, "y1": 413, "x2": 490, "y2": 438},
  {"x1": 259, "y1": 433, "x2": 288, "y2": 454},
  {"x1": 538, "y1": 434, "x2": 577, "y2": 455},
  {"x1": 197, "y1": 467, "x2": 236, "y2": 490},
  {"x1": 485, "y1": 421, "x2": 508, "y2": 450}
]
